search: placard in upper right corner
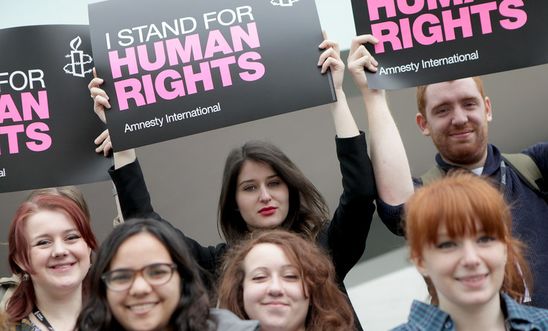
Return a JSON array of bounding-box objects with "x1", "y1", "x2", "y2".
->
[{"x1": 351, "y1": 1, "x2": 548, "y2": 89}]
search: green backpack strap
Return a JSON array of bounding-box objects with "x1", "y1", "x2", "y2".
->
[
  {"x1": 502, "y1": 153, "x2": 542, "y2": 193},
  {"x1": 420, "y1": 165, "x2": 445, "y2": 186}
]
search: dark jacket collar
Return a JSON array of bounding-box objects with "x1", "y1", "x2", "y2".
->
[{"x1": 435, "y1": 144, "x2": 502, "y2": 177}]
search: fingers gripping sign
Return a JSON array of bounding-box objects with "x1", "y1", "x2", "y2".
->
[
  {"x1": 89, "y1": 68, "x2": 113, "y2": 156},
  {"x1": 88, "y1": 68, "x2": 111, "y2": 124},
  {"x1": 318, "y1": 32, "x2": 344, "y2": 90},
  {"x1": 347, "y1": 35, "x2": 380, "y2": 90},
  {"x1": 94, "y1": 129, "x2": 112, "y2": 157}
]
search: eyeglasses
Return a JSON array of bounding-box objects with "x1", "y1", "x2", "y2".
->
[{"x1": 102, "y1": 263, "x2": 177, "y2": 291}]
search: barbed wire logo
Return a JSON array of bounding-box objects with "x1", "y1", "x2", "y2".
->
[
  {"x1": 63, "y1": 36, "x2": 93, "y2": 78},
  {"x1": 271, "y1": 0, "x2": 299, "y2": 7}
]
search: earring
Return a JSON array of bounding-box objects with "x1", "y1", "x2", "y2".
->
[{"x1": 21, "y1": 273, "x2": 29, "y2": 281}]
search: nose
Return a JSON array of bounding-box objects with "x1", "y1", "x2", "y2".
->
[
  {"x1": 451, "y1": 107, "x2": 468, "y2": 126},
  {"x1": 128, "y1": 273, "x2": 152, "y2": 296},
  {"x1": 258, "y1": 185, "x2": 272, "y2": 203},
  {"x1": 51, "y1": 240, "x2": 68, "y2": 258},
  {"x1": 461, "y1": 241, "x2": 481, "y2": 268},
  {"x1": 267, "y1": 275, "x2": 283, "y2": 296}
]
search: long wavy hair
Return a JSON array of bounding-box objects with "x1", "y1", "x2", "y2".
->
[
  {"x1": 405, "y1": 172, "x2": 533, "y2": 305},
  {"x1": 7, "y1": 193, "x2": 97, "y2": 322},
  {"x1": 76, "y1": 218, "x2": 210, "y2": 331},
  {"x1": 218, "y1": 230, "x2": 354, "y2": 330},
  {"x1": 218, "y1": 141, "x2": 329, "y2": 245}
]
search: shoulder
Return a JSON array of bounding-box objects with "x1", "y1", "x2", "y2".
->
[
  {"x1": 503, "y1": 294, "x2": 548, "y2": 327},
  {"x1": 522, "y1": 142, "x2": 548, "y2": 161},
  {"x1": 13, "y1": 318, "x2": 39, "y2": 331},
  {"x1": 208, "y1": 308, "x2": 260, "y2": 331},
  {"x1": 390, "y1": 322, "x2": 417, "y2": 331},
  {"x1": 398, "y1": 300, "x2": 450, "y2": 331}
]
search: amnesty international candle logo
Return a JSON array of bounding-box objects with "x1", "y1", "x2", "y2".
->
[
  {"x1": 63, "y1": 36, "x2": 94, "y2": 78},
  {"x1": 0, "y1": 25, "x2": 111, "y2": 193},
  {"x1": 271, "y1": 0, "x2": 299, "y2": 7}
]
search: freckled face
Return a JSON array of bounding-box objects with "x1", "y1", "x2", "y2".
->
[
  {"x1": 415, "y1": 223, "x2": 507, "y2": 311},
  {"x1": 23, "y1": 210, "x2": 92, "y2": 295},
  {"x1": 417, "y1": 78, "x2": 492, "y2": 167},
  {"x1": 235, "y1": 161, "x2": 290, "y2": 231},
  {"x1": 242, "y1": 243, "x2": 308, "y2": 331}
]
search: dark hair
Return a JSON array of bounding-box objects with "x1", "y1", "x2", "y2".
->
[
  {"x1": 218, "y1": 141, "x2": 329, "y2": 244},
  {"x1": 405, "y1": 172, "x2": 532, "y2": 305},
  {"x1": 7, "y1": 194, "x2": 97, "y2": 322},
  {"x1": 76, "y1": 218, "x2": 210, "y2": 331},
  {"x1": 218, "y1": 230, "x2": 354, "y2": 331}
]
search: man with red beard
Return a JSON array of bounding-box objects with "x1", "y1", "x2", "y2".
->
[
  {"x1": 375, "y1": 76, "x2": 548, "y2": 309},
  {"x1": 348, "y1": 34, "x2": 547, "y2": 310}
]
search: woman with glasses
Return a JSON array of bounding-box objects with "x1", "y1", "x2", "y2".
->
[
  {"x1": 77, "y1": 218, "x2": 259, "y2": 331},
  {"x1": 90, "y1": 37, "x2": 374, "y2": 330},
  {"x1": 6, "y1": 191, "x2": 98, "y2": 331}
]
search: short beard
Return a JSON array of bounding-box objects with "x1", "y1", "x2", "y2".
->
[{"x1": 433, "y1": 130, "x2": 489, "y2": 168}]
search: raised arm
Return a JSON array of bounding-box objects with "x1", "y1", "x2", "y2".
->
[
  {"x1": 88, "y1": 72, "x2": 136, "y2": 169},
  {"x1": 87, "y1": 72, "x2": 226, "y2": 283},
  {"x1": 319, "y1": 38, "x2": 360, "y2": 138},
  {"x1": 88, "y1": 72, "x2": 149, "y2": 221},
  {"x1": 347, "y1": 35, "x2": 413, "y2": 206},
  {"x1": 318, "y1": 37, "x2": 376, "y2": 280}
]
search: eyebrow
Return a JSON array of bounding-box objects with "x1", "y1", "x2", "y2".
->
[
  {"x1": 31, "y1": 228, "x2": 79, "y2": 241},
  {"x1": 430, "y1": 95, "x2": 480, "y2": 110},
  {"x1": 238, "y1": 174, "x2": 280, "y2": 186}
]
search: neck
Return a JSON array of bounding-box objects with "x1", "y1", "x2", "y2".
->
[
  {"x1": 439, "y1": 295, "x2": 506, "y2": 331},
  {"x1": 32, "y1": 284, "x2": 83, "y2": 331},
  {"x1": 441, "y1": 147, "x2": 488, "y2": 170}
]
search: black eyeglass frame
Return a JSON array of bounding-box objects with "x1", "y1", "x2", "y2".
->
[{"x1": 101, "y1": 263, "x2": 178, "y2": 291}]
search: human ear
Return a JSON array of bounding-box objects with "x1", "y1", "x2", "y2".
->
[
  {"x1": 15, "y1": 259, "x2": 29, "y2": 277},
  {"x1": 416, "y1": 113, "x2": 430, "y2": 136},
  {"x1": 484, "y1": 96, "x2": 493, "y2": 122},
  {"x1": 412, "y1": 256, "x2": 428, "y2": 278}
]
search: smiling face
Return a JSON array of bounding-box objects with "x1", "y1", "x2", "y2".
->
[
  {"x1": 416, "y1": 78, "x2": 492, "y2": 168},
  {"x1": 242, "y1": 243, "x2": 309, "y2": 331},
  {"x1": 23, "y1": 210, "x2": 92, "y2": 296},
  {"x1": 236, "y1": 160, "x2": 290, "y2": 231},
  {"x1": 415, "y1": 223, "x2": 507, "y2": 311},
  {"x1": 106, "y1": 232, "x2": 180, "y2": 331}
]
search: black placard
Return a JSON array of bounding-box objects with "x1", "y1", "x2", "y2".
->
[
  {"x1": 89, "y1": 0, "x2": 335, "y2": 151},
  {"x1": 0, "y1": 25, "x2": 111, "y2": 193},
  {"x1": 351, "y1": 0, "x2": 548, "y2": 89}
]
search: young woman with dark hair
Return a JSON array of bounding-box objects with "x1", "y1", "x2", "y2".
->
[
  {"x1": 393, "y1": 173, "x2": 548, "y2": 331},
  {"x1": 90, "y1": 37, "x2": 375, "y2": 330},
  {"x1": 218, "y1": 230, "x2": 355, "y2": 331},
  {"x1": 76, "y1": 218, "x2": 258, "y2": 331}
]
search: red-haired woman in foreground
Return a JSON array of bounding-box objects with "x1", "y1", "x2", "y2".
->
[{"x1": 393, "y1": 173, "x2": 548, "y2": 331}]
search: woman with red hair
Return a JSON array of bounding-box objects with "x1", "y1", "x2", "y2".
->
[
  {"x1": 6, "y1": 192, "x2": 97, "y2": 331},
  {"x1": 393, "y1": 173, "x2": 548, "y2": 330},
  {"x1": 218, "y1": 230, "x2": 355, "y2": 331}
]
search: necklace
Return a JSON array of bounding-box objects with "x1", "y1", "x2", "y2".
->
[{"x1": 32, "y1": 308, "x2": 55, "y2": 331}]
